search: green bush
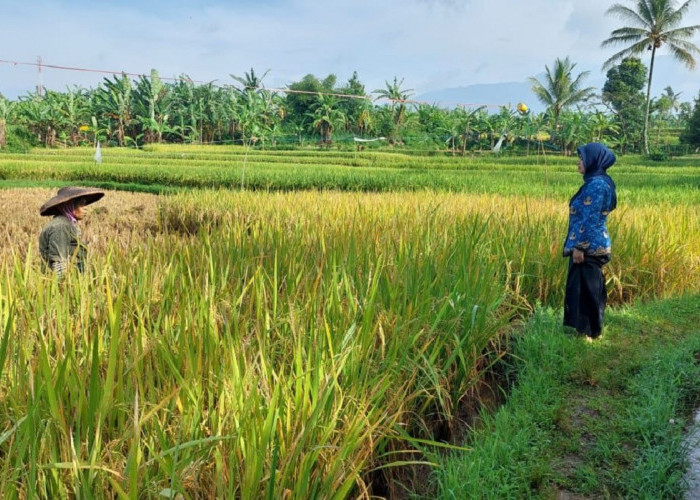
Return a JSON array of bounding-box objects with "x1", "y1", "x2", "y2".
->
[{"x1": 646, "y1": 151, "x2": 670, "y2": 162}]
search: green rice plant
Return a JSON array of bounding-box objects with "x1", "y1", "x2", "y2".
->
[
  {"x1": 0, "y1": 191, "x2": 515, "y2": 497},
  {"x1": 0, "y1": 154, "x2": 696, "y2": 498},
  {"x1": 1, "y1": 147, "x2": 698, "y2": 206}
]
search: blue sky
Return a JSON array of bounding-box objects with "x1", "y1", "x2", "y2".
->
[{"x1": 1, "y1": 0, "x2": 699, "y2": 106}]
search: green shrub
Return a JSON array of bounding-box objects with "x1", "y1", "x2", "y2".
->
[{"x1": 647, "y1": 151, "x2": 670, "y2": 162}]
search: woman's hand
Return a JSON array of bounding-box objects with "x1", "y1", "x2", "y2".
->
[{"x1": 573, "y1": 248, "x2": 585, "y2": 264}]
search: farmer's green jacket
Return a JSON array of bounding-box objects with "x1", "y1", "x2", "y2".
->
[{"x1": 39, "y1": 215, "x2": 87, "y2": 274}]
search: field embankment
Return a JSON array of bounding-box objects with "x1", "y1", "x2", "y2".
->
[{"x1": 435, "y1": 294, "x2": 700, "y2": 498}]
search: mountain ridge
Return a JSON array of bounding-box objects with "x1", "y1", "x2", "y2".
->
[{"x1": 416, "y1": 81, "x2": 538, "y2": 112}]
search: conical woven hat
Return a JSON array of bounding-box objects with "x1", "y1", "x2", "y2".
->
[{"x1": 39, "y1": 187, "x2": 105, "y2": 216}]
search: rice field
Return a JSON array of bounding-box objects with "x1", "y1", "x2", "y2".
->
[
  {"x1": 0, "y1": 146, "x2": 698, "y2": 498},
  {"x1": 1, "y1": 145, "x2": 698, "y2": 205}
]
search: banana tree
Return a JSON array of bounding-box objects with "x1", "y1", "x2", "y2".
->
[
  {"x1": 440, "y1": 114, "x2": 461, "y2": 155},
  {"x1": 58, "y1": 87, "x2": 90, "y2": 146},
  {"x1": 523, "y1": 112, "x2": 552, "y2": 153},
  {"x1": 259, "y1": 90, "x2": 285, "y2": 148},
  {"x1": 171, "y1": 77, "x2": 200, "y2": 143},
  {"x1": 220, "y1": 87, "x2": 241, "y2": 143},
  {"x1": 589, "y1": 112, "x2": 620, "y2": 142},
  {"x1": 210, "y1": 87, "x2": 233, "y2": 143},
  {"x1": 307, "y1": 93, "x2": 345, "y2": 147},
  {"x1": 95, "y1": 74, "x2": 135, "y2": 146},
  {"x1": 237, "y1": 91, "x2": 267, "y2": 147},
  {"x1": 94, "y1": 74, "x2": 134, "y2": 146},
  {"x1": 231, "y1": 68, "x2": 270, "y2": 95},
  {"x1": 89, "y1": 114, "x2": 113, "y2": 145},
  {"x1": 558, "y1": 110, "x2": 591, "y2": 155},
  {"x1": 455, "y1": 106, "x2": 487, "y2": 155},
  {"x1": 289, "y1": 121, "x2": 308, "y2": 147},
  {"x1": 486, "y1": 106, "x2": 517, "y2": 150},
  {"x1": 355, "y1": 100, "x2": 375, "y2": 137},
  {"x1": 16, "y1": 92, "x2": 66, "y2": 147},
  {"x1": 133, "y1": 69, "x2": 171, "y2": 144},
  {"x1": 0, "y1": 97, "x2": 13, "y2": 148}
]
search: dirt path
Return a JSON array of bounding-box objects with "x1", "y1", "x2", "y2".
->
[{"x1": 685, "y1": 410, "x2": 700, "y2": 499}]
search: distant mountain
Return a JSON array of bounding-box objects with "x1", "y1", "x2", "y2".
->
[
  {"x1": 415, "y1": 56, "x2": 700, "y2": 114},
  {"x1": 416, "y1": 81, "x2": 540, "y2": 112}
]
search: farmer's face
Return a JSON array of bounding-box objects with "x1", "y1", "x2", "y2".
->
[
  {"x1": 74, "y1": 200, "x2": 87, "y2": 220},
  {"x1": 577, "y1": 157, "x2": 585, "y2": 174}
]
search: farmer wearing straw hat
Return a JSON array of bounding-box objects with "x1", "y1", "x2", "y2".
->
[{"x1": 38, "y1": 187, "x2": 104, "y2": 276}]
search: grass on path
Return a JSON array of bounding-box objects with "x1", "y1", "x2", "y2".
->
[{"x1": 434, "y1": 294, "x2": 700, "y2": 499}]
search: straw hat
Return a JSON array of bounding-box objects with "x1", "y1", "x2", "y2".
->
[{"x1": 40, "y1": 186, "x2": 105, "y2": 216}]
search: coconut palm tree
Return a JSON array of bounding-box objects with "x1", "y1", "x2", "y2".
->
[
  {"x1": 373, "y1": 77, "x2": 414, "y2": 143},
  {"x1": 661, "y1": 85, "x2": 683, "y2": 114},
  {"x1": 528, "y1": 57, "x2": 595, "y2": 137},
  {"x1": 602, "y1": 0, "x2": 700, "y2": 154}
]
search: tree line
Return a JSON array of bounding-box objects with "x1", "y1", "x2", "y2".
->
[{"x1": 0, "y1": 64, "x2": 698, "y2": 155}]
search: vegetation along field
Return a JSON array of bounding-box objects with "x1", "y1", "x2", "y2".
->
[{"x1": 0, "y1": 146, "x2": 698, "y2": 498}]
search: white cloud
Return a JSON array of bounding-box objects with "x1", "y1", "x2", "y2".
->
[{"x1": 1, "y1": 0, "x2": 698, "y2": 102}]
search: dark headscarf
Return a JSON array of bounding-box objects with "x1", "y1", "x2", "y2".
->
[{"x1": 574, "y1": 142, "x2": 617, "y2": 211}]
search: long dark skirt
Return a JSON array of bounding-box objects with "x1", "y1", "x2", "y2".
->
[{"x1": 564, "y1": 254, "x2": 610, "y2": 338}]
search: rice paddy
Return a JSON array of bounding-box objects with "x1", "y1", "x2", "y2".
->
[{"x1": 0, "y1": 146, "x2": 698, "y2": 497}]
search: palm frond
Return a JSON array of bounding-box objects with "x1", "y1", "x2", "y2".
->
[
  {"x1": 570, "y1": 71, "x2": 592, "y2": 91},
  {"x1": 637, "y1": 0, "x2": 657, "y2": 25},
  {"x1": 602, "y1": 33, "x2": 646, "y2": 48},
  {"x1": 663, "y1": 25, "x2": 700, "y2": 40},
  {"x1": 668, "y1": 37, "x2": 700, "y2": 55},
  {"x1": 607, "y1": 26, "x2": 648, "y2": 37},
  {"x1": 676, "y1": 0, "x2": 699, "y2": 16},
  {"x1": 561, "y1": 87, "x2": 596, "y2": 108},
  {"x1": 666, "y1": 42, "x2": 698, "y2": 68},
  {"x1": 528, "y1": 78, "x2": 555, "y2": 107},
  {"x1": 666, "y1": 0, "x2": 698, "y2": 25},
  {"x1": 603, "y1": 40, "x2": 650, "y2": 69},
  {"x1": 606, "y1": 4, "x2": 649, "y2": 26}
]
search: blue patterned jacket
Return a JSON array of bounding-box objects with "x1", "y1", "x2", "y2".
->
[
  {"x1": 563, "y1": 177, "x2": 615, "y2": 256},
  {"x1": 563, "y1": 143, "x2": 617, "y2": 257}
]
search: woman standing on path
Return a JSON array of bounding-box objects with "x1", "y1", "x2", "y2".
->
[
  {"x1": 39, "y1": 187, "x2": 104, "y2": 276},
  {"x1": 563, "y1": 143, "x2": 617, "y2": 340}
]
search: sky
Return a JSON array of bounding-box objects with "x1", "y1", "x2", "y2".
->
[{"x1": 1, "y1": 0, "x2": 700, "y2": 107}]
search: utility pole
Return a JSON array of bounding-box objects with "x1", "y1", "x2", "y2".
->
[{"x1": 37, "y1": 56, "x2": 43, "y2": 97}]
